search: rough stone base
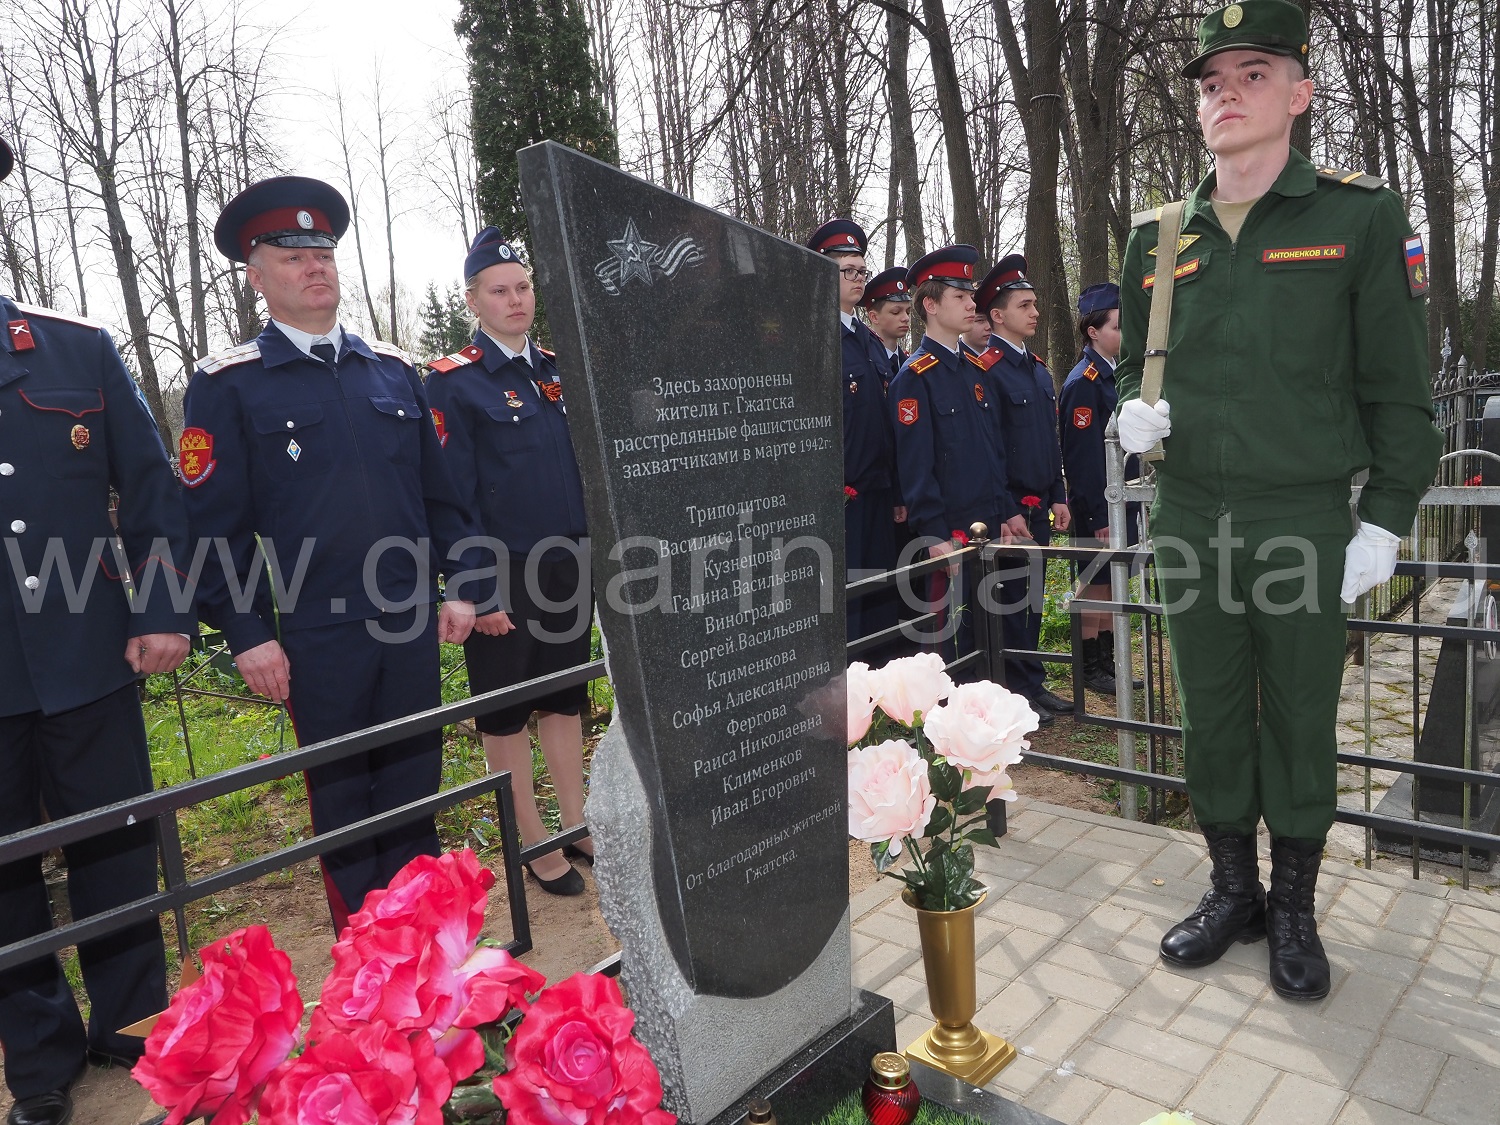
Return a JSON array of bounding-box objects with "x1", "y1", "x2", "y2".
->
[
  {"x1": 1372, "y1": 773, "x2": 1499, "y2": 869},
  {"x1": 586, "y1": 724, "x2": 854, "y2": 1123}
]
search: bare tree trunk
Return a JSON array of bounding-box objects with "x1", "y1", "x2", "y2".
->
[
  {"x1": 370, "y1": 69, "x2": 403, "y2": 345},
  {"x1": 919, "y1": 0, "x2": 983, "y2": 247},
  {"x1": 162, "y1": 0, "x2": 207, "y2": 358},
  {"x1": 1063, "y1": 0, "x2": 1126, "y2": 287},
  {"x1": 992, "y1": 0, "x2": 1071, "y2": 381},
  {"x1": 331, "y1": 85, "x2": 382, "y2": 336},
  {"x1": 886, "y1": 0, "x2": 925, "y2": 263},
  {"x1": 1471, "y1": 0, "x2": 1500, "y2": 377}
]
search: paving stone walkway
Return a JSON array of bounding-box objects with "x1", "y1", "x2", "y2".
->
[{"x1": 854, "y1": 797, "x2": 1500, "y2": 1125}]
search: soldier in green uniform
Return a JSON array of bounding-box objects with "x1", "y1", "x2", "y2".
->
[{"x1": 1115, "y1": 0, "x2": 1441, "y2": 1000}]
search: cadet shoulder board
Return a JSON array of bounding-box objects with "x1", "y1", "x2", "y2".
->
[
  {"x1": 910, "y1": 353, "x2": 940, "y2": 375},
  {"x1": 426, "y1": 346, "x2": 482, "y2": 375},
  {"x1": 196, "y1": 341, "x2": 261, "y2": 374},
  {"x1": 369, "y1": 338, "x2": 417, "y2": 367},
  {"x1": 1315, "y1": 166, "x2": 1386, "y2": 191}
]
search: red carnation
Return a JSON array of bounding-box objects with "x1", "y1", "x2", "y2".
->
[
  {"x1": 1020, "y1": 495, "x2": 1042, "y2": 508},
  {"x1": 493, "y1": 973, "x2": 675, "y2": 1125},
  {"x1": 132, "y1": 926, "x2": 302, "y2": 1125}
]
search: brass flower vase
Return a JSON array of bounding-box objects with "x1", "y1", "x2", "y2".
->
[{"x1": 902, "y1": 890, "x2": 1015, "y2": 1084}]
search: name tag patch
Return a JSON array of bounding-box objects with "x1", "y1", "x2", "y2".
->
[
  {"x1": 1261, "y1": 245, "x2": 1346, "y2": 264},
  {"x1": 1142, "y1": 258, "x2": 1200, "y2": 289}
]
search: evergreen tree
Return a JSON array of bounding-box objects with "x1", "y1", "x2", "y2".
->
[
  {"x1": 456, "y1": 0, "x2": 618, "y2": 242},
  {"x1": 417, "y1": 282, "x2": 475, "y2": 358}
]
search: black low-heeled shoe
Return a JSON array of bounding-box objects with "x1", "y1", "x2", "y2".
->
[
  {"x1": 7, "y1": 1088, "x2": 73, "y2": 1125},
  {"x1": 562, "y1": 843, "x2": 595, "y2": 866},
  {"x1": 523, "y1": 860, "x2": 586, "y2": 896}
]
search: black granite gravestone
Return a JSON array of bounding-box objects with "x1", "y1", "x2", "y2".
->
[{"x1": 519, "y1": 137, "x2": 849, "y2": 973}]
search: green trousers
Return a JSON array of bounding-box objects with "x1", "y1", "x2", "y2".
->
[{"x1": 1151, "y1": 505, "x2": 1351, "y2": 841}]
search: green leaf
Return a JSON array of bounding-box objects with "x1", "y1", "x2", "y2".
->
[
  {"x1": 871, "y1": 840, "x2": 899, "y2": 873},
  {"x1": 953, "y1": 787, "x2": 990, "y2": 815},
  {"x1": 966, "y1": 828, "x2": 998, "y2": 848},
  {"x1": 929, "y1": 758, "x2": 962, "y2": 802},
  {"x1": 923, "y1": 806, "x2": 953, "y2": 837}
]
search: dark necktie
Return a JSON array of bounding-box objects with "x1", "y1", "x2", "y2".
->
[
  {"x1": 515, "y1": 350, "x2": 531, "y2": 369},
  {"x1": 312, "y1": 341, "x2": 337, "y2": 369}
]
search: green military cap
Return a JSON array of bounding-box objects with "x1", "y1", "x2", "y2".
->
[{"x1": 1181, "y1": 0, "x2": 1309, "y2": 79}]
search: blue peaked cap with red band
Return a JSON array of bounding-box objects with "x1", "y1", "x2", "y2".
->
[
  {"x1": 214, "y1": 176, "x2": 349, "y2": 263},
  {"x1": 465, "y1": 226, "x2": 524, "y2": 281},
  {"x1": 862, "y1": 266, "x2": 912, "y2": 307},
  {"x1": 806, "y1": 218, "x2": 867, "y2": 256},
  {"x1": 1078, "y1": 282, "x2": 1120, "y2": 316}
]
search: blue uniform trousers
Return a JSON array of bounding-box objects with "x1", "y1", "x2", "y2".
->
[
  {"x1": 846, "y1": 488, "x2": 898, "y2": 646},
  {"x1": 0, "y1": 684, "x2": 166, "y2": 1098},
  {"x1": 995, "y1": 505, "x2": 1053, "y2": 698},
  {"x1": 283, "y1": 608, "x2": 442, "y2": 930}
]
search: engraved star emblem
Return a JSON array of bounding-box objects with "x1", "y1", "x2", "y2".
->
[{"x1": 607, "y1": 220, "x2": 658, "y2": 287}]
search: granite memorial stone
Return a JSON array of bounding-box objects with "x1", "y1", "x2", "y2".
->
[{"x1": 519, "y1": 141, "x2": 860, "y2": 1121}]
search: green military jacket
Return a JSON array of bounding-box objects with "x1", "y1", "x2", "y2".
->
[{"x1": 1116, "y1": 149, "x2": 1442, "y2": 533}]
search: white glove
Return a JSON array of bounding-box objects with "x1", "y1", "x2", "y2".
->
[
  {"x1": 1340, "y1": 522, "x2": 1401, "y2": 604},
  {"x1": 1117, "y1": 399, "x2": 1172, "y2": 454}
]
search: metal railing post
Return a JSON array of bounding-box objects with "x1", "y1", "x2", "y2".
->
[{"x1": 1104, "y1": 421, "x2": 1139, "y2": 821}]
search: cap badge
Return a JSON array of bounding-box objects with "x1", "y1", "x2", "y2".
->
[
  {"x1": 296, "y1": 210, "x2": 314, "y2": 229},
  {"x1": 1222, "y1": 4, "x2": 1243, "y2": 27},
  {"x1": 896, "y1": 281, "x2": 904, "y2": 291},
  {"x1": 499, "y1": 244, "x2": 514, "y2": 260},
  {"x1": 71, "y1": 424, "x2": 90, "y2": 450}
]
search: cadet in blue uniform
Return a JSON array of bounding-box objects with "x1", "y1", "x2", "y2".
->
[
  {"x1": 1058, "y1": 282, "x2": 1137, "y2": 693},
  {"x1": 424, "y1": 229, "x2": 593, "y2": 898},
  {"x1": 862, "y1": 267, "x2": 912, "y2": 389},
  {"x1": 806, "y1": 219, "x2": 898, "y2": 645},
  {"x1": 974, "y1": 255, "x2": 1071, "y2": 719},
  {"x1": 181, "y1": 177, "x2": 491, "y2": 932},
  {"x1": 889, "y1": 246, "x2": 1026, "y2": 673},
  {"x1": 0, "y1": 136, "x2": 192, "y2": 1125}
]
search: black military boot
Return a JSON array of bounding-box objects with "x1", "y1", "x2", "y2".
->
[
  {"x1": 1099, "y1": 629, "x2": 1144, "y2": 689},
  {"x1": 1079, "y1": 636, "x2": 1117, "y2": 694},
  {"x1": 1159, "y1": 828, "x2": 1266, "y2": 967},
  {"x1": 1266, "y1": 837, "x2": 1331, "y2": 1001}
]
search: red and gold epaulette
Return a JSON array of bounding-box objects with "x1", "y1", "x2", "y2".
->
[
  {"x1": 426, "y1": 345, "x2": 483, "y2": 374},
  {"x1": 1083, "y1": 363, "x2": 1099, "y2": 382},
  {"x1": 1032, "y1": 352, "x2": 1046, "y2": 366},
  {"x1": 537, "y1": 345, "x2": 556, "y2": 360},
  {"x1": 966, "y1": 347, "x2": 1002, "y2": 371},
  {"x1": 910, "y1": 352, "x2": 940, "y2": 375}
]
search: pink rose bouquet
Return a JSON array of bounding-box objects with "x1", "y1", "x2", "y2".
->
[
  {"x1": 847, "y1": 655, "x2": 1036, "y2": 910},
  {"x1": 133, "y1": 849, "x2": 674, "y2": 1125}
]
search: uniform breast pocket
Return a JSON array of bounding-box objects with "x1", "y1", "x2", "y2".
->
[
  {"x1": 368, "y1": 396, "x2": 422, "y2": 465},
  {"x1": 252, "y1": 402, "x2": 329, "y2": 481},
  {"x1": 484, "y1": 400, "x2": 542, "y2": 458},
  {"x1": 18, "y1": 387, "x2": 107, "y2": 480}
]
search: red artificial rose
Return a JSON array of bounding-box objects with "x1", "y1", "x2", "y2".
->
[
  {"x1": 345, "y1": 849, "x2": 494, "y2": 966},
  {"x1": 259, "y1": 1021, "x2": 452, "y2": 1125},
  {"x1": 493, "y1": 974, "x2": 675, "y2": 1125},
  {"x1": 132, "y1": 926, "x2": 303, "y2": 1125}
]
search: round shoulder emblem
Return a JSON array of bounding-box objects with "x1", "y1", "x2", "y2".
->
[
  {"x1": 296, "y1": 210, "x2": 314, "y2": 229},
  {"x1": 1222, "y1": 4, "x2": 1243, "y2": 27}
]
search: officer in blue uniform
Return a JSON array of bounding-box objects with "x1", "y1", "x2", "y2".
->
[
  {"x1": 861, "y1": 266, "x2": 912, "y2": 389},
  {"x1": 181, "y1": 177, "x2": 492, "y2": 932},
  {"x1": 889, "y1": 245, "x2": 1026, "y2": 674},
  {"x1": 806, "y1": 219, "x2": 898, "y2": 645},
  {"x1": 974, "y1": 254, "x2": 1070, "y2": 718},
  {"x1": 1058, "y1": 282, "x2": 1138, "y2": 694},
  {"x1": 424, "y1": 229, "x2": 594, "y2": 898},
  {"x1": 1, "y1": 135, "x2": 192, "y2": 1125}
]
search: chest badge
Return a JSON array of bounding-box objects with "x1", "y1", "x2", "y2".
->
[
  {"x1": 70, "y1": 424, "x2": 91, "y2": 450},
  {"x1": 287, "y1": 438, "x2": 302, "y2": 461},
  {"x1": 506, "y1": 390, "x2": 524, "y2": 409},
  {"x1": 848, "y1": 379, "x2": 858, "y2": 395},
  {"x1": 973, "y1": 382, "x2": 985, "y2": 403},
  {"x1": 430, "y1": 408, "x2": 448, "y2": 448},
  {"x1": 8, "y1": 319, "x2": 35, "y2": 352}
]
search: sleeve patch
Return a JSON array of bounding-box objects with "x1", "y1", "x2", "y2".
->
[
  {"x1": 1403, "y1": 235, "x2": 1429, "y2": 297},
  {"x1": 1072, "y1": 406, "x2": 1093, "y2": 429},
  {"x1": 430, "y1": 408, "x2": 448, "y2": 447},
  {"x1": 178, "y1": 427, "x2": 216, "y2": 487},
  {"x1": 897, "y1": 398, "x2": 919, "y2": 425}
]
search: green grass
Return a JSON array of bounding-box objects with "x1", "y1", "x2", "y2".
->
[{"x1": 819, "y1": 1091, "x2": 989, "y2": 1125}]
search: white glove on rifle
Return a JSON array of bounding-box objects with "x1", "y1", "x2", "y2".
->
[
  {"x1": 1340, "y1": 522, "x2": 1401, "y2": 604},
  {"x1": 1117, "y1": 399, "x2": 1172, "y2": 455}
]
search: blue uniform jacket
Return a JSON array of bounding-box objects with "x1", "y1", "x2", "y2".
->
[
  {"x1": 0, "y1": 296, "x2": 193, "y2": 716},
  {"x1": 843, "y1": 319, "x2": 894, "y2": 494},
  {"x1": 181, "y1": 323, "x2": 492, "y2": 654},
  {"x1": 1058, "y1": 347, "x2": 1122, "y2": 535},
  {"x1": 423, "y1": 333, "x2": 587, "y2": 562},
  {"x1": 987, "y1": 336, "x2": 1065, "y2": 506},
  {"x1": 889, "y1": 337, "x2": 1017, "y2": 541}
]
